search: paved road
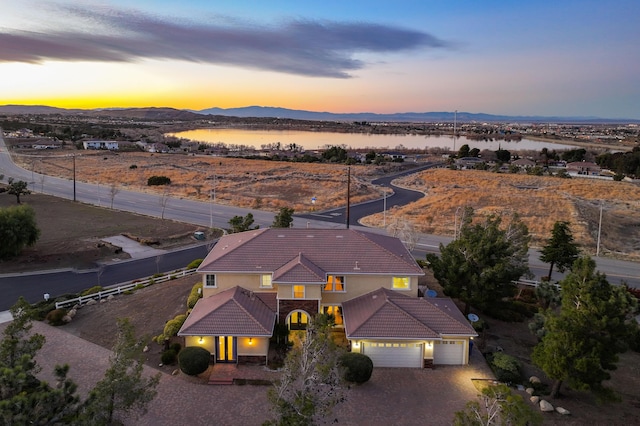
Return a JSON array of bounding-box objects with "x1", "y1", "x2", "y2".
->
[{"x1": 1, "y1": 131, "x2": 638, "y2": 311}]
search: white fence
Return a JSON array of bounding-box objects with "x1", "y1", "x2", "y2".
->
[{"x1": 55, "y1": 268, "x2": 198, "y2": 310}]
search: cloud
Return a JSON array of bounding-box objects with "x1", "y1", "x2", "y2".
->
[{"x1": 0, "y1": 4, "x2": 450, "y2": 78}]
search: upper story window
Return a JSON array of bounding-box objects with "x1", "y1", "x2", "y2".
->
[
  {"x1": 261, "y1": 274, "x2": 272, "y2": 288},
  {"x1": 205, "y1": 274, "x2": 216, "y2": 288},
  {"x1": 392, "y1": 276, "x2": 410, "y2": 290},
  {"x1": 293, "y1": 285, "x2": 305, "y2": 299},
  {"x1": 324, "y1": 275, "x2": 345, "y2": 292}
]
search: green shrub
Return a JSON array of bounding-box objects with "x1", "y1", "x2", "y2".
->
[
  {"x1": 147, "y1": 175, "x2": 171, "y2": 186},
  {"x1": 340, "y1": 352, "x2": 373, "y2": 384},
  {"x1": 178, "y1": 346, "x2": 211, "y2": 375},
  {"x1": 187, "y1": 283, "x2": 203, "y2": 309},
  {"x1": 81, "y1": 285, "x2": 103, "y2": 296},
  {"x1": 489, "y1": 352, "x2": 522, "y2": 384},
  {"x1": 170, "y1": 342, "x2": 182, "y2": 353},
  {"x1": 161, "y1": 349, "x2": 177, "y2": 365},
  {"x1": 45, "y1": 308, "x2": 67, "y2": 326},
  {"x1": 186, "y1": 258, "x2": 203, "y2": 269}
]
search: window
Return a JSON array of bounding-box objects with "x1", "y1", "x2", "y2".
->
[
  {"x1": 293, "y1": 285, "x2": 305, "y2": 299},
  {"x1": 392, "y1": 276, "x2": 410, "y2": 289},
  {"x1": 322, "y1": 305, "x2": 343, "y2": 325},
  {"x1": 205, "y1": 274, "x2": 216, "y2": 287},
  {"x1": 260, "y1": 274, "x2": 272, "y2": 288},
  {"x1": 324, "y1": 275, "x2": 345, "y2": 292}
]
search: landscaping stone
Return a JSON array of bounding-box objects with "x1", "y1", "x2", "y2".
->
[
  {"x1": 529, "y1": 376, "x2": 541, "y2": 384},
  {"x1": 85, "y1": 299, "x2": 97, "y2": 306},
  {"x1": 530, "y1": 396, "x2": 540, "y2": 404},
  {"x1": 525, "y1": 387, "x2": 535, "y2": 395},
  {"x1": 540, "y1": 400, "x2": 554, "y2": 412},
  {"x1": 556, "y1": 406, "x2": 571, "y2": 415}
]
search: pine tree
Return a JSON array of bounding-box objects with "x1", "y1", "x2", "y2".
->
[
  {"x1": 272, "y1": 207, "x2": 294, "y2": 228},
  {"x1": 532, "y1": 257, "x2": 638, "y2": 400},
  {"x1": 539, "y1": 221, "x2": 579, "y2": 280}
]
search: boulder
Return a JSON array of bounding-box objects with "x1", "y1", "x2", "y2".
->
[
  {"x1": 539, "y1": 400, "x2": 554, "y2": 412},
  {"x1": 142, "y1": 345, "x2": 149, "y2": 353},
  {"x1": 107, "y1": 295, "x2": 115, "y2": 301},
  {"x1": 171, "y1": 369, "x2": 179, "y2": 376},
  {"x1": 529, "y1": 376, "x2": 541, "y2": 384},
  {"x1": 556, "y1": 407, "x2": 571, "y2": 415},
  {"x1": 100, "y1": 298, "x2": 108, "y2": 304},
  {"x1": 67, "y1": 309, "x2": 77, "y2": 318},
  {"x1": 85, "y1": 299, "x2": 97, "y2": 306},
  {"x1": 525, "y1": 387, "x2": 535, "y2": 395},
  {"x1": 62, "y1": 315, "x2": 72, "y2": 323},
  {"x1": 530, "y1": 396, "x2": 540, "y2": 404}
]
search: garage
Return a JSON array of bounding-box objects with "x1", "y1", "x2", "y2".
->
[
  {"x1": 362, "y1": 342, "x2": 423, "y2": 368},
  {"x1": 433, "y1": 340, "x2": 465, "y2": 365}
]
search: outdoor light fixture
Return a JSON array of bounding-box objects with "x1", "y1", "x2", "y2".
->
[
  {"x1": 198, "y1": 337, "x2": 204, "y2": 344},
  {"x1": 249, "y1": 338, "x2": 253, "y2": 345}
]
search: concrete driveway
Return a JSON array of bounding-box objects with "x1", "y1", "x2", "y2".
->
[{"x1": 32, "y1": 321, "x2": 494, "y2": 425}]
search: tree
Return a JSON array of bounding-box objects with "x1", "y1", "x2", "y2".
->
[
  {"x1": 79, "y1": 318, "x2": 160, "y2": 424},
  {"x1": 453, "y1": 383, "x2": 542, "y2": 426},
  {"x1": 7, "y1": 180, "x2": 30, "y2": 204},
  {"x1": 265, "y1": 314, "x2": 346, "y2": 425},
  {"x1": 495, "y1": 148, "x2": 511, "y2": 163},
  {"x1": 109, "y1": 183, "x2": 119, "y2": 209},
  {"x1": 532, "y1": 257, "x2": 638, "y2": 401},
  {"x1": 228, "y1": 213, "x2": 259, "y2": 233},
  {"x1": 458, "y1": 144, "x2": 471, "y2": 158},
  {"x1": 0, "y1": 204, "x2": 41, "y2": 259},
  {"x1": 539, "y1": 221, "x2": 579, "y2": 280},
  {"x1": 0, "y1": 298, "x2": 81, "y2": 424},
  {"x1": 272, "y1": 207, "x2": 295, "y2": 228},
  {"x1": 426, "y1": 208, "x2": 531, "y2": 315}
]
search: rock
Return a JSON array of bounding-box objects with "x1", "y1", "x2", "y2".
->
[
  {"x1": 516, "y1": 384, "x2": 525, "y2": 391},
  {"x1": 107, "y1": 295, "x2": 114, "y2": 301},
  {"x1": 525, "y1": 387, "x2": 535, "y2": 395},
  {"x1": 556, "y1": 407, "x2": 571, "y2": 415},
  {"x1": 539, "y1": 400, "x2": 554, "y2": 412},
  {"x1": 530, "y1": 396, "x2": 540, "y2": 404},
  {"x1": 529, "y1": 376, "x2": 541, "y2": 384},
  {"x1": 171, "y1": 369, "x2": 179, "y2": 376},
  {"x1": 142, "y1": 345, "x2": 149, "y2": 353},
  {"x1": 85, "y1": 299, "x2": 97, "y2": 306},
  {"x1": 100, "y1": 298, "x2": 108, "y2": 304},
  {"x1": 67, "y1": 309, "x2": 77, "y2": 318},
  {"x1": 159, "y1": 363, "x2": 163, "y2": 367},
  {"x1": 62, "y1": 315, "x2": 72, "y2": 323}
]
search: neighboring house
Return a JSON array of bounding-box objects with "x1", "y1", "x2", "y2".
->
[
  {"x1": 455, "y1": 157, "x2": 484, "y2": 169},
  {"x1": 82, "y1": 140, "x2": 119, "y2": 150},
  {"x1": 566, "y1": 161, "x2": 601, "y2": 175},
  {"x1": 178, "y1": 228, "x2": 476, "y2": 368},
  {"x1": 510, "y1": 158, "x2": 536, "y2": 170}
]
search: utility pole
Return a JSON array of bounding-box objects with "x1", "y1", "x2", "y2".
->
[
  {"x1": 346, "y1": 166, "x2": 351, "y2": 229},
  {"x1": 596, "y1": 200, "x2": 603, "y2": 256},
  {"x1": 73, "y1": 154, "x2": 76, "y2": 202},
  {"x1": 453, "y1": 109, "x2": 457, "y2": 152}
]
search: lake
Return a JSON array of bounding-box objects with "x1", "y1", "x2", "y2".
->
[{"x1": 169, "y1": 128, "x2": 577, "y2": 152}]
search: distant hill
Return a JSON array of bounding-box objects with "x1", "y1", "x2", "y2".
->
[{"x1": 1, "y1": 104, "x2": 636, "y2": 124}]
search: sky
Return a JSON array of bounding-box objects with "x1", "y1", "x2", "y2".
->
[{"x1": 1, "y1": 0, "x2": 639, "y2": 119}]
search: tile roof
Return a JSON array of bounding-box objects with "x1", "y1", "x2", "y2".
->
[
  {"x1": 273, "y1": 253, "x2": 326, "y2": 284},
  {"x1": 198, "y1": 228, "x2": 424, "y2": 277},
  {"x1": 178, "y1": 286, "x2": 276, "y2": 337},
  {"x1": 342, "y1": 288, "x2": 477, "y2": 340}
]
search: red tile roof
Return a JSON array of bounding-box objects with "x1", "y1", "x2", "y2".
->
[
  {"x1": 178, "y1": 286, "x2": 276, "y2": 337},
  {"x1": 273, "y1": 253, "x2": 326, "y2": 284},
  {"x1": 198, "y1": 228, "x2": 424, "y2": 277},
  {"x1": 342, "y1": 288, "x2": 477, "y2": 340}
]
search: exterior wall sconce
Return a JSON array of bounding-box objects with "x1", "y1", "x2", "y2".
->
[
  {"x1": 249, "y1": 338, "x2": 253, "y2": 345},
  {"x1": 198, "y1": 337, "x2": 204, "y2": 344}
]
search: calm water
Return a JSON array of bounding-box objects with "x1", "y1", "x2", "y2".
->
[{"x1": 170, "y1": 128, "x2": 577, "y2": 152}]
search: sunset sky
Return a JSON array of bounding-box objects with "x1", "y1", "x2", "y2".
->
[{"x1": 2, "y1": 0, "x2": 639, "y2": 119}]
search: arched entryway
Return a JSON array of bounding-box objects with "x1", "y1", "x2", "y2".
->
[{"x1": 287, "y1": 310, "x2": 310, "y2": 331}]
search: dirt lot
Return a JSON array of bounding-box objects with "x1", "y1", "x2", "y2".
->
[{"x1": 0, "y1": 192, "x2": 210, "y2": 273}]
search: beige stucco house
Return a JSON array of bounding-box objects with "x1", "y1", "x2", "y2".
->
[{"x1": 178, "y1": 228, "x2": 476, "y2": 368}]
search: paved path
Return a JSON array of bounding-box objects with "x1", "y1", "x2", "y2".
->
[{"x1": 29, "y1": 321, "x2": 494, "y2": 425}]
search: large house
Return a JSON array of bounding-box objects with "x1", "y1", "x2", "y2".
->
[{"x1": 178, "y1": 228, "x2": 477, "y2": 368}]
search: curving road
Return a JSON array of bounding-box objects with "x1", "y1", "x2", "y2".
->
[{"x1": 1, "y1": 131, "x2": 638, "y2": 311}]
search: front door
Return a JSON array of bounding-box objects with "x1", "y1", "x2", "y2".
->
[{"x1": 215, "y1": 336, "x2": 236, "y2": 363}]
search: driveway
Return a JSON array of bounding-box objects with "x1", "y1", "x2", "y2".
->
[{"x1": 32, "y1": 321, "x2": 494, "y2": 425}]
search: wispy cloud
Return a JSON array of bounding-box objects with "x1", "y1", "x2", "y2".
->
[{"x1": 0, "y1": 3, "x2": 450, "y2": 78}]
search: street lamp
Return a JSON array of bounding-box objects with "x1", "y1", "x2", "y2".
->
[{"x1": 454, "y1": 206, "x2": 462, "y2": 239}]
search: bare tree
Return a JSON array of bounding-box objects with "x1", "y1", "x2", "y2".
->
[
  {"x1": 386, "y1": 217, "x2": 419, "y2": 251},
  {"x1": 109, "y1": 183, "x2": 119, "y2": 209},
  {"x1": 159, "y1": 188, "x2": 170, "y2": 219}
]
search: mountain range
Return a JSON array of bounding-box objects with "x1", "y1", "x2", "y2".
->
[{"x1": 0, "y1": 104, "x2": 637, "y2": 123}]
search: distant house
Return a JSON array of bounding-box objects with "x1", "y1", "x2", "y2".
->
[
  {"x1": 455, "y1": 157, "x2": 484, "y2": 169},
  {"x1": 32, "y1": 139, "x2": 62, "y2": 150},
  {"x1": 82, "y1": 140, "x2": 119, "y2": 150},
  {"x1": 511, "y1": 158, "x2": 536, "y2": 170},
  {"x1": 178, "y1": 228, "x2": 477, "y2": 368},
  {"x1": 566, "y1": 161, "x2": 601, "y2": 176}
]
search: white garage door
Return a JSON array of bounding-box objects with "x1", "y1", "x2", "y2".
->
[
  {"x1": 363, "y1": 342, "x2": 423, "y2": 368},
  {"x1": 433, "y1": 340, "x2": 465, "y2": 365}
]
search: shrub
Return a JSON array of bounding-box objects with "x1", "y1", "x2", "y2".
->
[
  {"x1": 187, "y1": 283, "x2": 203, "y2": 309},
  {"x1": 147, "y1": 175, "x2": 171, "y2": 186},
  {"x1": 170, "y1": 342, "x2": 182, "y2": 353},
  {"x1": 186, "y1": 258, "x2": 204, "y2": 269},
  {"x1": 489, "y1": 352, "x2": 522, "y2": 384},
  {"x1": 129, "y1": 164, "x2": 137, "y2": 169},
  {"x1": 81, "y1": 285, "x2": 103, "y2": 296},
  {"x1": 161, "y1": 349, "x2": 177, "y2": 365},
  {"x1": 178, "y1": 346, "x2": 211, "y2": 375},
  {"x1": 156, "y1": 314, "x2": 188, "y2": 342},
  {"x1": 45, "y1": 308, "x2": 68, "y2": 326},
  {"x1": 340, "y1": 352, "x2": 373, "y2": 384}
]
